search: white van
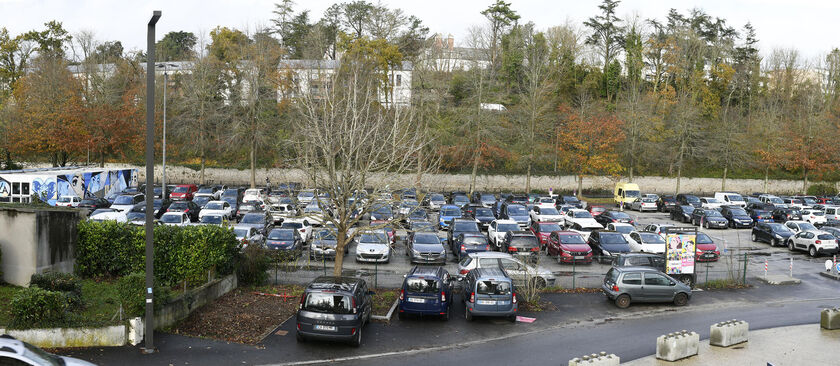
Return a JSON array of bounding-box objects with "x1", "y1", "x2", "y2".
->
[{"x1": 714, "y1": 192, "x2": 746, "y2": 208}]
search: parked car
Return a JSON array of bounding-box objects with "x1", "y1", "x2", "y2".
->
[
  {"x1": 749, "y1": 209, "x2": 773, "y2": 224},
  {"x1": 407, "y1": 231, "x2": 447, "y2": 265},
  {"x1": 170, "y1": 184, "x2": 198, "y2": 201},
  {"x1": 612, "y1": 253, "x2": 664, "y2": 272},
  {"x1": 641, "y1": 224, "x2": 675, "y2": 238},
  {"x1": 801, "y1": 209, "x2": 828, "y2": 226},
  {"x1": 714, "y1": 192, "x2": 747, "y2": 208},
  {"x1": 198, "y1": 214, "x2": 227, "y2": 227},
  {"x1": 560, "y1": 195, "x2": 583, "y2": 209},
  {"x1": 452, "y1": 233, "x2": 491, "y2": 261},
  {"x1": 786, "y1": 230, "x2": 839, "y2": 257},
  {"x1": 588, "y1": 231, "x2": 632, "y2": 263},
  {"x1": 196, "y1": 185, "x2": 224, "y2": 200},
  {"x1": 0, "y1": 335, "x2": 97, "y2": 365},
  {"x1": 759, "y1": 194, "x2": 786, "y2": 208},
  {"x1": 529, "y1": 221, "x2": 563, "y2": 249},
  {"x1": 310, "y1": 228, "x2": 344, "y2": 260},
  {"x1": 447, "y1": 218, "x2": 482, "y2": 250},
  {"x1": 55, "y1": 195, "x2": 81, "y2": 208},
  {"x1": 471, "y1": 207, "x2": 497, "y2": 230},
  {"x1": 602, "y1": 266, "x2": 691, "y2": 308},
  {"x1": 398, "y1": 266, "x2": 453, "y2": 320},
  {"x1": 751, "y1": 222, "x2": 794, "y2": 247},
  {"x1": 487, "y1": 219, "x2": 520, "y2": 249},
  {"x1": 547, "y1": 231, "x2": 593, "y2": 263},
  {"x1": 295, "y1": 276, "x2": 372, "y2": 346},
  {"x1": 199, "y1": 200, "x2": 234, "y2": 220},
  {"x1": 656, "y1": 195, "x2": 678, "y2": 212},
  {"x1": 783, "y1": 220, "x2": 817, "y2": 234},
  {"x1": 630, "y1": 197, "x2": 657, "y2": 212},
  {"x1": 536, "y1": 196, "x2": 556, "y2": 209},
  {"x1": 355, "y1": 230, "x2": 391, "y2": 263},
  {"x1": 690, "y1": 208, "x2": 728, "y2": 229},
  {"x1": 458, "y1": 252, "x2": 556, "y2": 288},
  {"x1": 588, "y1": 205, "x2": 608, "y2": 216},
  {"x1": 167, "y1": 200, "x2": 200, "y2": 222},
  {"x1": 129, "y1": 198, "x2": 171, "y2": 219},
  {"x1": 628, "y1": 231, "x2": 667, "y2": 253},
  {"x1": 695, "y1": 232, "x2": 720, "y2": 262},
  {"x1": 529, "y1": 206, "x2": 563, "y2": 223},
  {"x1": 282, "y1": 218, "x2": 313, "y2": 242},
  {"x1": 461, "y1": 268, "x2": 517, "y2": 322},
  {"x1": 78, "y1": 197, "x2": 111, "y2": 211},
  {"x1": 501, "y1": 231, "x2": 540, "y2": 263},
  {"x1": 451, "y1": 194, "x2": 470, "y2": 208},
  {"x1": 720, "y1": 206, "x2": 753, "y2": 228},
  {"x1": 605, "y1": 222, "x2": 636, "y2": 244},
  {"x1": 594, "y1": 210, "x2": 635, "y2": 227},
  {"x1": 500, "y1": 203, "x2": 530, "y2": 228},
  {"x1": 563, "y1": 209, "x2": 603, "y2": 231},
  {"x1": 110, "y1": 193, "x2": 144, "y2": 213},
  {"x1": 438, "y1": 205, "x2": 462, "y2": 229},
  {"x1": 424, "y1": 193, "x2": 447, "y2": 211},
  {"x1": 477, "y1": 192, "x2": 498, "y2": 208},
  {"x1": 676, "y1": 194, "x2": 702, "y2": 208},
  {"x1": 699, "y1": 197, "x2": 725, "y2": 210},
  {"x1": 192, "y1": 194, "x2": 213, "y2": 209},
  {"x1": 265, "y1": 228, "x2": 303, "y2": 252},
  {"x1": 824, "y1": 206, "x2": 840, "y2": 222},
  {"x1": 670, "y1": 205, "x2": 695, "y2": 223},
  {"x1": 233, "y1": 226, "x2": 264, "y2": 249}
]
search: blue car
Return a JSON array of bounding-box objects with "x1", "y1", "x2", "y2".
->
[
  {"x1": 438, "y1": 205, "x2": 462, "y2": 229},
  {"x1": 398, "y1": 266, "x2": 453, "y2": 320},
  {"x1": 750, "y1": 209, "x2": 773, "y2": 224}
]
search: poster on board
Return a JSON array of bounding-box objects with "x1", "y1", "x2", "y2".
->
[{"x1": 665, "y1": 233, "x2": 696, "y2": 275}]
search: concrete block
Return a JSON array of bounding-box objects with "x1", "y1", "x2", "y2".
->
[
  {"x1": 656, "y1": 330, "x2": 699, "y2": 361},
  {"x1": 568, "y1": 352, "x2": 620, "y2": 366},
  {"x1": 821, "y1": 308, "x2": 840, "y2": 330},
  {"x1": 6, "y1": 326, "x2": 126, "y2": 348},
  {"x1": 710, "y1": 319, "x2": 749, "y2": 347},
  {"x1": 127, "y1": 317, "x2": 144, "y2": 346}
]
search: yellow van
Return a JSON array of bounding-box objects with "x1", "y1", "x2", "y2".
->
[{"x1": 614, "y1": 183, "x2": 641, "y2": 206}]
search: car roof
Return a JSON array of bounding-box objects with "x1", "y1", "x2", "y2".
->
[
  {"x1": 308, "y1": 276, "x2": 362, "y2": 292},
  {"x1": 613, "y1": 266, "x2": 662, "y2": 273},
  {"x1": 509, "y1": 230, "x2": 535, "y2": 236},
  {"x1": 409, "y1": 266, "x2": 443, "y2": 277},
  {"x1": 494, "y1": 219, "x2": 518, "y2": 224},
  {"x1": 468, "y1": 252, "x2": 511, "y2": 259},
  {"x1": 473, "y1": 267, "x2": 510, "y2": 280},
  {"x1": 0, "y1": 337, "x2": 25, "y2": 356},
  {"x1": 611, "y1": 222, "x2": 634, "y2": 226}
]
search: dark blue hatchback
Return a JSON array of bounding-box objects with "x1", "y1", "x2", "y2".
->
[{"x1": 398, "y1": 266, "x2": 453, "y2": 321}]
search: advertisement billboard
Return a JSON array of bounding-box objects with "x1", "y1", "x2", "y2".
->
[{"x1": 665, "y1": 233, "x2": 696, "y2": 275}]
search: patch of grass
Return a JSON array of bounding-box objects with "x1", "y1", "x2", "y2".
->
[
  {"x1": 580, "y1": 196, "x2": 615, "y2": 205},
  {"x1": 0, "y1": 280, "x2": 122, "y2": 328},
  {"x1": 371, "y1": 288, "x2": 399, "y2": 316},
  {"x1": 252, "y1": 284, "x2": 304, "y2": 298},
  {"x1": 0, "y1": 284, "x2": 23, "y2": 326}
]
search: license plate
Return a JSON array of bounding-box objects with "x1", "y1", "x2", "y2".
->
[
  {"x1": 574, "y1": 256, "x2": 585, "y2": 260},
  {"x1": 314, "y1": 325, "x2": 336, "y2": 331},
  {"x1": 477, "y1": 300, "x2": 496, "y2": 305},
  {"x1": 497, "y1": 301, "x2": 510, "y2": 305},
  {"x1": 408, "y1": 297, "x2": 425, "y2": 303}
]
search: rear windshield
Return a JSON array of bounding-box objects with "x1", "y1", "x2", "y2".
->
[
  {"x1": 610, "y1": 211, "x2": 631, "y2": 219},
  {"x1": 458, "y1": 256, "x2": 473, "y2": 267},
  {"x1": 818, "y1": 234, "x2": 836, "y2": 240},
  {"x1": 241, "y1": 214, "x2": 264, "y2": 224},
  {"x1": 303, "y1": 292, "x2": 352, "y2": 314},
  {"x1": 696, "y1": 233, "x2": 713, "y2": 244},
  {"x1": 114, "y1": 196, "x2": 135, "y2": 205},
  {"x1": 507, "y1": 205, "x2": 527, "y2": 215},
  {"x1": 475, "y1": 208, "x2": 494, "y2": 216},
  {"x1": 170, "y1": 202, "x2": 188, "y2": 210},
  {"x1": 639, "y1": 233, "x2": 666, "y2": 243},
  {"x1": 441, "y1": 207, "x2": 461, "y2": 216},
  {"x1": 200, "y1": 216, "x2": 222, "y2": 224},
  {"x1": 510, "y1": 236, "x2": 538, "y2": 247},
  {"x1": 574, "y1": 211, "x2": 593, "y2": 218},
  {"x1": 558, "y1": 234, "x2": 586, "y2": 244},
  {"x1": 269, "y1": 230, "x2": 294, "y2": 240},
  {"x1": 477, "y1": 281, "x2": 511, "y2": 295},
  {"x1": 161, "y1": 214, "x2": 182, "y2": 223},
  {"x1": 360, "y1": 233, "x2": 388, "y2": 244},
  {"x1": 600, "y1": 233, "x2": 627, "y2": 244},
  {"x1": 463, "y1": 236, "x2": 488, "y2": 245},
  {"x1": 497, "y1": 223, "x2": 519, "y2": 232},
  {"x1": 728, "y1": 208, "x2": 748, "y2": 216},
  {"x1": 454, "y1": 221, "x2": 479, "y2": 232},
  {"x1": 233, "y1": 228, "x2": 249, "y2": 237},
  {"x1": 612, "y1": 225, "x2": 634, "y2": 234},
  {"x1": 726, "y1": 194, "x2": 744, "y2": 202},
  {"x1": 413, "y1": 233, "x2": 440, "y2": 244},
  {"x1": 205, "y1": 202, "x2": 224, "y2": 210},
  {"x1": 405, "y1": 278, "x2": 440, "y2": 293},
  {"x1": 538, "y1": 223, "x2": 562, "y2": 232},
  {"x1": 282, "y1": 222, "x2": 303, "y2": 229},
  {"x1": 430, "y1": 194, "x2": 445, "y2": 201}
]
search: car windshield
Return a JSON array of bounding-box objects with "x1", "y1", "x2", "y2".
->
[
  {"x1": 22, "y1": 341, "x2": 62, "y2": 366},
  {"x1": 625, "y1": 190, "x2": 641, "y2": 198},
  {"x1": 205, "y1": 202, "x2": 224, "y2": 210},
  {"x1": 574, "y1": 211, "x2": 593, "y2": 218},
  {"x1": 685, "y1": 196, "x2": 700, "y2": 203},
  {"x1": 754, "y1": 210, "x2": 769, "y2": 216},
  {"x1": 174, "y1": 186, "x2": 190, "y2": 193},
  {"x1": 405, "y1": 278, "x2": 440, "y2": 293},
  {"x1": 539, "y1": 198, "x2": 554, "y2": 204},
  {"x1": 413, "y1": 222, "x2": 435, "y2": 231},
  {"x1": 768, "y1": 224, "x2": 791, "y2": 233},
  {"x1": 611, "y1": 212, "x2": 631, "y2": 219},
  {"x1": 705, "y1": 198, "x2": 721, "y2": 203},
  {"x1": 454, "y1": 221, "x2": 479, "y2": 232},
  {"x1": 303, "y1": 293, "x2": 352, "y2": 314},
  {"x1": 233, "y1": 228, "x2": 249, "y2": 237},
  {"x1": 477, "y1": 281, "x2": 511, "y2": 295},
  {"x1": 58, "y1": 196, "x2": 74, "y2": 203},
  {"x1": 114, "y1": 196, "x2": 135, "y2": 205},
  {"x1": 475, "y1": 208, "x2": 494, "y2": 216},
  {"x1": 239, "y1": 204, "x2": 257, "y2": 211},
  {"x1": 540, "y1": 207, "x2": 560, "y2": 215},
  {"x1": 769, "y1": 197, "x2": 784, "y2": 204},
  {"x1": 590, "y1": 207, "x2": 605, "y2": 213},
  {"x1": 538, "y1": 223, "x2": 562, "y2": 232},
  {"x1": 696, "y1": 233, "x2": 713, "y2": 244},
  {"x1": 800, "y1": 223, "x2": 817, "y2": 231},
  {"x1": 200, "y1": 216, "x2": 222, "y2": 224},
  {"x1": 269, "y1": 230, "x2": 294, "y2": 240},
  {"x1": 222, "y1": 197, "x2": 237, "y2": 205},
  {"x1": 193, "y1": 196, "x2": 211, "y2": 206},
  {"x1": 497, "y1": 223, "x2": 519, "y2": 232},
  {"x1": 282, "y1": 222, "x2": 303, "y2": 229},
  {"x1": 564, "y1": 196, "x2": 581, "y2": 203},
  {"x1": 809, "y1": 211, "x2": 825, "y2": 216},
  {"x1": 727, "y1": 194, "x2": 744, "y2": 202},
  {"x1": 612, "y1": 225, "x2": 634, "y2": 234},
  {"x1": 80, "y1": 199, "x2": 97, "y2": 205},
  {"x1": 706, "y1": 210, "x2": 723, "y2": 217},
  {"x1": 241, "y1": 215, "x2": 264, "y2": 224},
  {"x1": 639, "y1": 233, "x2": 666, "y2": 243},
  {"x1": 360, "y1": 233, "x2": 388, "y2": 244},
  {"x1": 507, "y1": 205, "x2": 527, "y2": 215},
  {"x1": 453, "y1": 195, "x2": 469, "y2": 203},
  {"x1": 414, "y1": 233, "x2": 440, "y2": 245},
  {"x1": 304, "y1": 205, "x2": 323, "y2": 213},
  {"x1": 600, "y1": 233, "x2": 627, "y2": 244},
  {"x1": 729, "y1": 208, "x2": 748, "y2": 216},
  {"x1": 463, "y1": 236, "x2": 488, "y2": 245},
  {"x1": 401, "y1": 201, "x2": 418, "y2": 208},
  {"x1": 558, "y1": 234, "x2": 586, "y2": 244},
  {"x1": 222, "y1": 189, "x2": 238, "y2": 197},
  {"x1": 441, "y1": 207, "x2": 461, "y2": 216},
  {"x1": 170, "y1": 202, "x2": 188, "y2": 210},
  {"x1": 298, "y1": 192, "x2": 314, "y2": 198},
  {"x1": 161, "y1": 214, "x2": 182, "y2": 223},
  {"x1": 198, "y1": 187, "x2": 213, "y2": 194},
  {"x1": 510, "y1": 236, "x2": 538, "y2": 247},
  {"x1": 430, "y1": 194, "x2": 445, "y2": 201},
  {"x1": 803, "y1": 198, "x2": 818, "y2": 204}
]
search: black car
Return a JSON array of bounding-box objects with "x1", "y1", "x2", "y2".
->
[
  {"x1": 508, "y1": 194, "x2": 529, "y2": 205},
  {"x1": 690, "y1": 208, "x2": 728, "y2": 229},
  {"x1": 130, "y1": 199, "x2": 172, "y2": 219},
  {"x1": 656, "y1": 195, "x2": 678, "y2": 212},
  {"x1": 587, "y1": 231, "x2": 632, "y2": 263},
  {"x1": 561, "y1": 196, "x2": 583, "y2": 209},
  {"x1": 295, "y1": 276, "x2": 373, "y2": 347},
  {"x1": 166, "y1": 200, "x2": 200, "y2": 222},
  {"x1": 751, "y1": 222, "x2": 794, "y2": 247},
  {"x1": 771, "y1": 208, "x2": 803, "y2": 223},
  {"x1": 239, "y1": 212, "x2": 273, "y2": 236},
  {"x1": 502, "y1": 231, "x2": 540, "y2": 262},
  {"x1": 670, "y1": 205, "x2": 695, "y2": 223},
  {"x1": 476, "y1": 192, "x2": 497, "y2": 208},
  {"x1": 407, "y1": 231, "x2": 447, "y2": 264},
  {"x1": 720, "y1": 206, "x2": 753, "y2": 228},
  {"x1": 447, "y1": 218, "x2": 482, "y2": 252},
  {"x1": 594, "y1": 210, "x2": 635, "y2": 227},
  {"x1": 265, "y1": 228, "x2": 303, "y2": 252},
  {"x1": 236, "y1": 202, "x2": 263, "y2": 221},
  {"x1": 192, "y1": 195, "x2": 213, "y2": 209},
  {"x1": 676, "y1": 194, "x2": 702, "y2": 208},
  {"x1": 78, "y1": 197, "x2": 111, "y2": 211},
  {"x1": 453, "y1": 232, "x2": 490, "y2": 261},
  {"x1": 471, "y1": 207, "x2": 497, "y2": 230}
]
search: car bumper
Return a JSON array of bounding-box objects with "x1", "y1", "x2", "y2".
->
[
  {"x1": 817, "y1": 247, "x2": 839, "y2": 255},
  {"x1": 601, "y1": 286, "x2": 618, "y2": 300},
  {"x1": 696, "y1": 253, "x2": 719, "y2": 262},
  {"x1": 296, "y1": 329, "x2": 357, "y2": 342},
  {"x1": 731, "y1": 221, "x2": 753, "y2": 228},
  {"x1": 557, "y1": 252, "x2": 593, "y2": 264},
  {"x1": 399, "y1": 302, "x2": 448, "y2": 315},
  {"x1": 311, "y1": 248, "x2": 338, "y2": 259},
  {"x1": 465, "y1": 306, "x2": 517, "y2": 317},
  {"x1": 706, "y1": 221, "x2": 728, "y2": 228},
  {"x1": 410, "y1": 253, "x2": 446, "y2": 264},
  {"x1": 356, "y1": 253, "x2": 389, "y2": 263}
]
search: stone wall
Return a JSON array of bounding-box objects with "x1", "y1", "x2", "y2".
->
[
  {"x1": 114, "y1": 163, "x2": 825, "y2": 195},
  {"x1": 155, "y1": 273, "x2": 238, "y2": 330},
  {"x1": 0, "y1": 207, "x2": 82, "y2": 286}
]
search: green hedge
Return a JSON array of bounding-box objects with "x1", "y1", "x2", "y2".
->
[
  {"x1": 807, "y1": 183, "x2": 836, "y2": 196},
  {"x1": 10, "y1": 287, "x2": 69, "y2": 328},
  {"x1": 30, "y1": 272, "x2": 82, "y2": 309},
  {"x1": 76, "y1": 221, "x2": 239, "y2": 286},
  {"x1": 116, "y1": 272, "x2": 171, "y2": 317},
  {"x1": 237, "y1": 245, "x2": 271, "y2": 286}
]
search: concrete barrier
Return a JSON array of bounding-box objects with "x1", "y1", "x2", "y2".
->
[
  {"x1": 154, "y1": 273, "x2": 238, "y2": 329},
  {"x1": 656, "y1": 330, "x2": 699, "y2": 361},
  {"x1": 710, "y1": 319, "x2": 749, "y2": 347},
  {"x1": 0, "y1": 325, "x2": 126, "y2": 348},
  {"x1": 568, "y1": 352, "x2": 620, "y2": 366},
  {"x1": 821, "y1": 308, "x2": 840, "y2": 330},
  {"x1": 127, "y1": 317, "x2": 144, "y2": 346}
]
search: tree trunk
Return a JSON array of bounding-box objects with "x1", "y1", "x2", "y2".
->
[
  {"x1": 803, "y1": 168, "x2": 809, "y2": 195},
  {"x1": 675, "y1": 165, "x2": 682, "y2": 195},
  {"x1": 415, "y1": 147, "x2": 423, "y2": 189},
  {"x1": 200, "y1": 153, "x2": 206, "y2": 186},
  {"x1": 553, "y1": 126, "x2": 559, "y2": 173},
  {"x1": 577, "y1": 174, "x2": 583, "y2": 199},
  {"x1": 250, "y1": 138, "x2": 256, "y2": 189},
  {"x1": 763, "y1": 167, "x2": 769, "y2": 194},
  {"x1": 628, "y1": 166, "x2": 634, "y2": 183},
  {"x1": 470, "y1": 149, "x2": 479, "y2": 197},
  {"x1": 721, "y1": 166, "x2": 728, "y2": 191},
  {"x1": 333, "y1": 226, "x2": 347, "y2": 277},
  {"x1": 525, "y1": 161, "x2": 532, "y2": 194}
]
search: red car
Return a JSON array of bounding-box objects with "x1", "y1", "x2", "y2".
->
[
  {"x1": 547, "y1": 231, "x2": 593, "y2": 264},
  {"x1": 695, "y1": 232, "x2": 720, "y2": 262},
  {"x1": 529, "y1": 221, "x2": 563, "y2": 249},
  {"x1": 170, "y1": 184, "x2": 198, "y2": 201},
  {"x1": 588, "y1": 205, "x2": 607, "y2": 216}
]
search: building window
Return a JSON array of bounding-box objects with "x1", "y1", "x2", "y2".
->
[
  {"x1": 12, "y1": 183, "x2": 20, "y2": 195},
  {"x1": 21, "y1": 182, "x2": 29, "y2": 195},
  {"x1": 396, "y1": 74, "x2": 402, "y2": 86}
]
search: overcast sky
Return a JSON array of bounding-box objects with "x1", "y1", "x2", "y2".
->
[{"x1": 1, "y1": 0, "x2": 837, "y2": 61}]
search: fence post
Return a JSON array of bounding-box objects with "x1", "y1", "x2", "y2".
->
[
  {"x1": 375, "y1": 261, "x2": 378, "y2": 289},
  {"x1": 742, "y1": 253, "x2": 747, "y2": 284},
  {"x1": 789, "y1": 257, "x2": 793, "y2": 278},
  {"x1": 764, "y1": 259, "x2": 768, "y2": 279},
  {"x1": 705, "y1": 261, "x2": 709, "y2": 285}
]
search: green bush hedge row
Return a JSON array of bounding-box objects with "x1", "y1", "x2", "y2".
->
[
  {"x1": 807, "y1": 183, "x2": 837, "y2": 196},
  {"x1": 10, "y1": 287, "x2": 69, "y2": 328},
  {"x1": 76, "y1": 221, "x2": 239, "y2": 286},
  {"x1": 30, "y1": 272, "x2": 83, "y2": 309},
  {"x1": 116, "y1": 272, "x2": 172, "y2": 317}
]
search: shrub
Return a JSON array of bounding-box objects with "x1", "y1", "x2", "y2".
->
[
  {"x1": 116, "y1": 272, "x2": 171, "y2": 317},
  {"x1": 10, "y1": 287, "x2": 69, "y2": 328},
  {"x1": 807, "y1": 183, "x2": 836, "y2": 196},
  {"x1": 30, "y1": 272, "x2": 82, "y2": 309},
  {"x1": 237, "y1": 245, "x2": 270, "y2": 286}
]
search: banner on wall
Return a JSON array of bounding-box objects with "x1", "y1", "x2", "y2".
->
[{"x1": 665, "y1": 233, "x2": 696, "y2": 275}]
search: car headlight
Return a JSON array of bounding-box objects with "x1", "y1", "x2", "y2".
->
[
  {"x1": 440, "y1": 250, "x2": 446, "y2": 255},
  {"x1": 775, "y1": 234, "x2": 782, "y2": 239},
  {"x1": 602, "y1": 249, "x2": 611, "y2": 256},
  {"x1": 412, "y1": 249, "x2": 421, "y2": 255}
]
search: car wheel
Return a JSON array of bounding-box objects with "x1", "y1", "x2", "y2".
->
[
  {"x1": 673, "y1": 292, "x2": 689, "y2": 307},
  {"x1": 751, "y1": 233, "x2": 757, "y2": 242},
  {"x1": 441, "y1": 309, "x2": 449, "y2": 321},
  {"x1": 771, "y1": 238, "x2": 778, "y2": 247},
  {"x1": 678, "y1": 275, "x2": 695, "y2": 288},
  {"x1": 809, "y1": 246, "x2": 817, "y2": 257},
  {"x1": 350, "y1": 326, "x2": 362, "y2": 347},
  {"x1": 788, "y1": 240, "x2": 795, "y2": 251},
  {"x1": 398, "y1": 311, "x2": 405, "y2": 320},
  {"x1": 531, "y1": 277, "x2": 547, "y2": 289},
  {"x1": 704, "y1": 221, "x2": 709, "y2": 229},
  {"x1": 465, "y1": 304, "x2": 473, "y2": 321},
  {"x1": 508, "y1": 314, "x2": 517, "y2": 323},
  {"x1": 296, "y1": 331, "x2": 305, "y2": 343},
  {"x1": 615, "y1": 294, "x2": 631, "y2": 309}
]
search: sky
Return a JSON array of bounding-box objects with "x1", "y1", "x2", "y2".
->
[{"x1": 1, "y1": 0, "x2": 838, "y2": 61}]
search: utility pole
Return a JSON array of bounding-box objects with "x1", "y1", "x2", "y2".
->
[{"x1": 143, "y1": 10, "x2": 161, "y2": 355}]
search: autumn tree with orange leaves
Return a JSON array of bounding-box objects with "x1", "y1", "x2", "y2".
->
[{"x1": 556, "y1": 104, "x2": 625, "y2": 197}]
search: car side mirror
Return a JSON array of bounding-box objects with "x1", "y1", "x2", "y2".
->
[{"x1": 670, "y1": 281, "x2": 676, "y2": 286}]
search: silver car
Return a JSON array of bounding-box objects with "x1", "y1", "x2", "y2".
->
[
  {"x1": 602, "y1": 266, "x2": 692, "y2": 308},
  {"x1": 458, "y1": 252, "x2": 555, "y2": 288}
]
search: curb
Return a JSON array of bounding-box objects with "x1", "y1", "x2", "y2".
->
[{"x1": 371, "y1": 298, "x2": 399, "y2": 324}]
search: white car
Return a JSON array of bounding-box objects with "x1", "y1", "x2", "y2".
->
[
  {"x1": 700, "y1": 197, "x2": 724, "y2": 209},
  {"x1": 536, "y1": 197, "x2": 556, "y2": 209},
  {"x1": 0, "y1": 336, "x2": 96, "y2": 366},
  {"x1": 487, "y1": 219, "x2": 520, "y2": 249},
  {"x1": 530, "y1": 206, "x2": 563, "y2": 222},
  {"x1": 89, "y1": 209, "x2": 127, "y2": 223},
  {"x1": 714, "y1": 192, "x2": 747, "y2": 208},
  {"x1": 801, "y1": 209, "x2": 827, "y2": 225},
  {"x1": 425, "y1": 193, "x2": 447, "y2": 211},
  {"x1": 302, "y1": 203, "x2": 327, "y2": 226},
  {"x1": 110, "y1": 193, "x2": 144, "y2": 213},
  {"x1": 160, "y1": 212, "x2": 190, "y2": 226},
  {"x1": 563, "y1": 209, "x2": 602, "y2": 230},
  {"x1": 355, "y1": 230, "x2": 391, "y2": 263},
  {"x1": 234, "y1": 225, "x2": 264, "y2": 249},
  {"x1": 199, "y1": 200, "x2": 233, "y2": 220},
  {"x1": 242, "y1": 188, "x2": 266, "y2": 203},
  {"x1": 269, "y1": 203, "x2": 296, "y2": 223},
  {"x1": 567, "y1": 222, "x2": 603, "y2": 241},
  {"x1": 824, "y1": 206, "x2": 840, "y2": 222},
  {"x1": 281, "y1": 218, "x2": 313, "y2": 242},
  {"x1": 629, "y1": 197, "x2": 657, "y2": 212},
  {"x1": 786, "y1": 230, "x2": 839, "y2": 257},
  {"x1": 297, "y1": 190, "x2": 316, "y2": 206},
  {"x1": 606, "y1": 222, "x2": 636, "y2": 244},
  {"x1": 628, "y1": 231, "x2": 667, "y2": 253},
  {"x1": 784, "y1": 220, "x2": 818, "y2": 234},
  {"x1": 642, "y1": 223, "x2": 675, "y2": 238},
  {"x1": 56, "y1": 195, "x2": 81, "y2": 207}
]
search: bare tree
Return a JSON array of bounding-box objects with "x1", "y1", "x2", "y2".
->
[{"x1": 517, "y1": 25, "x2": 552, "y2": 193}]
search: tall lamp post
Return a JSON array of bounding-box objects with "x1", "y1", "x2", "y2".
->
[
  {"x1": 156, "y1": 63, "x2": 178, "y2": 199},
  {"x1": 144, "y1": 10, "x2": 161, "y2": 354}
]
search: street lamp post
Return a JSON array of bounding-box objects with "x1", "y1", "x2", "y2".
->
[
  {"x1": 144, "y1": 10, "x2": 161, "y2": 354},
  {"x1": 157, "y1": 63, "x2": 177, "y2": 199}
]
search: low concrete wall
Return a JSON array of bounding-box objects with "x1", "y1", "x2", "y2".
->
[
  {"x1": 0, "y1": 325, "x2": 126, "y2": 348},
  {"x1": 155, "y1": 274, "x2": 238, "y2": 329},
  {"x1": 108, "y1": 163, "x2": 821, "y2": 195},
  {"x1": 0, "y1": 207, "x2": 83, "y2": 286}
]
